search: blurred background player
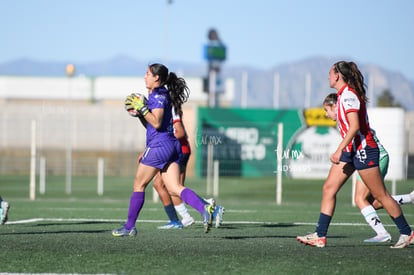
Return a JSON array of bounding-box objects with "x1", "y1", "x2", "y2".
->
[
  {"x1": 153, "y1": 106, "x2": 195, "y2": 229},
  {"x1": 0, "y1": 196, "x2": 10, "y2": 225},
  {"x1": 323, "y1": 93, "x2": 414, "y2": 243}
]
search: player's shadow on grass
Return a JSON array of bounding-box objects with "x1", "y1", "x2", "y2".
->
[
  {"x1": 31, "y1": 221, "x2": 111, "y2": 227},
  {"x1": 221, "y1": 235, "x2": 291, "y2": 240},
  {"x1": 0, "y1": 221, "x2": 115, "y2": 235},
  {"x1": 261, "y1": 223, "x2": 299, "y2": 228},
  {"x1": 217, "y1": 222, "x2": 299, "y2": 230},
  {"x1": 0, "y1": 229, "x2": 108, "y2": 235}
]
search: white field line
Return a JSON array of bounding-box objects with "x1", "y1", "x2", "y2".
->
[{"x1": 6, "y1": 217, "x2": 398, "y2": 227}]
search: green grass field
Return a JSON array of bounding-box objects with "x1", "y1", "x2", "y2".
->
[{"x1": 1, "y1": 175, "x2": 414, "y2": 274}]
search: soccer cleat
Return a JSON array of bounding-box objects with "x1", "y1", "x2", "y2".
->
[
  {"x1": 202, "y1": 204, "x2": 215, "y2": 233},
  {"x1": 181, "y1": 216, "x2": 195, "y2": 227},
  {"x1": 410, "y1": 190, "x2": 414, "y2": 204},
  {"x1": 206, "y1": 198, "x2": 224, "y2": 228},
  {"x1": 390, "y1": 231, "x2": 414, "y2": 249},
  {"x1": 157, "y1": 221, "x2": 183, "y2": 229},
  {"x1": 297, "y1": 232, "x2": 326, "y2": 248},
  {"x1": 0, "y1": 201, "x2": 10, "y2": 225},
  {"x1": 213, "y1": 206, "x2": 225, "y2": 228},
  {"x1": 205, "y1": 198, "x2": 216, "y2": 206},
  {"x1": 112, "y1": 225, "x2": 137, "y2": 237},
  {"x1": 363, "y1": 233, "x2": 392, "y2": 243}
]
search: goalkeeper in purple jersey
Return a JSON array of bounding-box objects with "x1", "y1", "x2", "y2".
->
[{"x1": 112, "y1": 63, "x2": 215, "y2": 237}]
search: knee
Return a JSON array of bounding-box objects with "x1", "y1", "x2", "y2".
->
[
  {"x1": 354, "y1": 196, "x2": 365, "y2": 208},
  {"x1": 168, "y1": 186, "x2": 183, "y2": 197},
  {"x1": 152, "y1": 178, "x2": 162, "y2": 190},
  {"x1": 133, "y1": 177, "x2": 148, "y2": 192},
  {"x1": 372, "y1": 200, "x2": 383, "y2": 210},
  {"x1": 370, "y1": 189, "x2": 388, "y2": 202},
  {"x1": 322, "y1": 182, "x2": 337, "y2": 198}
]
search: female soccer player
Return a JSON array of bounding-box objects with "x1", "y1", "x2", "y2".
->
[
  {"x1": 152, "y1": 107, "x2": 195, "y2": 229},
  {"x1": 297, "y1": 61, "x2": 414, "y2": 248},
  {"x1": 323, "y1": 93, "x2": 414, "y2": 243},
  {"x1": 129, "y1": 97, "x2": 225, "y2": 230},
  {"x1": 153, "y1": 109, "x2": 225, "y2": 230},
  {"x1": 112, "y1": 63, "x2": 215, "y2": 236}
]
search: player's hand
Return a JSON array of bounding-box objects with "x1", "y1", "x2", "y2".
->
[
  {"x1": 330, "y1": 150, "x2": 341, "y2": 164},
  {"x1": 125, "y1": 93, "x2": 149, "y2": 116},
  {"x1": 125, "y1": 106, "x2": 142, "y2": 118}
]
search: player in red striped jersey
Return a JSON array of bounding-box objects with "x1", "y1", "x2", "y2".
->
[
  {"x1": 154, "y1": 108, "x2": 225, "y2": 229},
  {"x1": 323, "y1": 92, "x2": 414, "y2": 243},
  {"x1": 297, "y1": 61, "x2": 414, "y2": 248}
]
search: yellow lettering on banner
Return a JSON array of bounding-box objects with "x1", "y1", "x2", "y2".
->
[{"x1": 303, "y1": 108, "x2": 336, "y2": 127}]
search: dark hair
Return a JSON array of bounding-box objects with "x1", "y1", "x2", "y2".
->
[
  {"x1": 334, "y1": 61, "x2": 368, "y2": 103},
  {"x1": 148, "y1": 63, "x2": 190, "y2": 117},
  {"x1": 323, "y1": 93, "x2": 337, "y2": 106}
]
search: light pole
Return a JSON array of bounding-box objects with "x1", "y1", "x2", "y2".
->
[
  {"x1": 203, "y1": 28, "x2": 226, "y2": 108},
  {"x1": 163, "y1": 0, "x2": 172, "y2": 64},
  {"x1": 65, "y1": 63, "x2": 75, "y2": 195}
]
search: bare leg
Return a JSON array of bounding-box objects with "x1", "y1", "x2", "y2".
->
[{"x1": 358, "y1": 167, "x2": 401, "y2": 218}]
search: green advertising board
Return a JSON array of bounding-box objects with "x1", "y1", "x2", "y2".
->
[{"x1": 195, "y1": 107, "x2": 305, "y2": 177}]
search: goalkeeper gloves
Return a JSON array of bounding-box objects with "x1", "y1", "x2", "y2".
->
[{"x1": 125, "y1": 93, "x2": 149, "y2": 116}]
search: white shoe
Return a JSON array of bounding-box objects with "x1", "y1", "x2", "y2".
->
[
  {"x1": 181, "y1": 216, "x2": 195, "y2": 227},
  {"x1": 157, "y1": 221, "x2": 183, "y2": 229},
  {"x1": 205, "y1": 198, "x2": 216, "y2": 206},
  {"x1": 214, "y1": 206, "x2": 225, "y2": 228},
  {"x1": 0, "y1": 201, "x2": 10, "y2": 225},
  {"x1": 363, "y1": 233, "x2": 391, "y2": 243},
  {"x1": 390, "y1": 232, "x2": 414, "y2": 249},
  {"x1": 297, "y1": 232, "x2": 326, "y2": 248},
  {"x1": 410, "y1": 190, "x2": 414, "y2": 204}
]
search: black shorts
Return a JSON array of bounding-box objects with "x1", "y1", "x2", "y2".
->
[{"x1": 178, "y1": 153, "x2": 190, "y2": 172}]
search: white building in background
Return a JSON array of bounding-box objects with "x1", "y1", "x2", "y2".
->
[
  {"x1": 0, "y1": 75, "x2": 413, "y2": 179},
  {"x1": 0, "y1": 75, "x2": 235, "y2": 176},
  {"x1": 0, "y1": 76, "x2": 234, "y2": 105}
]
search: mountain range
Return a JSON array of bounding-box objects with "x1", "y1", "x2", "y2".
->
[{"x1": 1, "y1": 55, "x2": 413, "y2": 110}]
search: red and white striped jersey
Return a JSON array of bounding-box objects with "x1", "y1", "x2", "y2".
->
[
  {"x1": 172, "y1": 109, "x2": 191, "y2": 154},
  {"x1": 336, "y1": 84, "x2": 378, "y2": 152}
]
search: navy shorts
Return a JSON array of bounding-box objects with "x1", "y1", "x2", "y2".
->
[
  {"x1": 178, "y1": 153, "x2": 190, "y2": 172},
  {"x1": 340, "y1": 146, "x2": 379, "y2": 170},
  {"x1": 140, "y1": 140, "x2": 180, "y2": 170}
]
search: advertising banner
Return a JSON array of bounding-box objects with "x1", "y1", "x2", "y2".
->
[{"x1": 195, "y1": 107, "x2": 343, "y2": 178}]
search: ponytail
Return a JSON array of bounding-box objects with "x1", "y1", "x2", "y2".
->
[
  {"x1": 148, "y1": 63, "x2": 190, "y2": 116},
  {"x1": 334, "y1": 61, "x2": 368, "y2": 103},
  {"x1": 166, "y1": 72, "x2": 189, "y2": 117}
]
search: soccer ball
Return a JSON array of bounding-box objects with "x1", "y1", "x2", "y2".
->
[
  {"x1": 125, "y1": 92, "x2": 147, "y2": 118},
  {"x1": 127, "y1": 109, "x2": 141, "y2": 117}
]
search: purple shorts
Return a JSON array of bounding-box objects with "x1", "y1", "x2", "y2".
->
[{"x1": 140, "y1": 140, "x2": 181, "y2": 170}]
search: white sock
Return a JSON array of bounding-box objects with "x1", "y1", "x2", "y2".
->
[
  {"x1": 174, "y1": 203, "x2": 191, "y2": 219},
  {"x1": 361, "y1": 205, "x2": 388, "y2": 236},
  {"x1": 392, "y1": 194, "x2": 411, "y2": 205}
]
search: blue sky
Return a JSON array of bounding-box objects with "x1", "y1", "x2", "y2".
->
[{"x1": 1, "y1": 0, "x2": 414, "y2": 80}]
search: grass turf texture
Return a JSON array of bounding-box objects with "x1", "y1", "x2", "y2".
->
[{"x1": 1, "y1": 175, "x2": 414, "y2": 274}]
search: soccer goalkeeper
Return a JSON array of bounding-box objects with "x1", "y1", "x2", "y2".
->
[{"x1": 112, "y1": 63, "x2": 216, "y2": 237}]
